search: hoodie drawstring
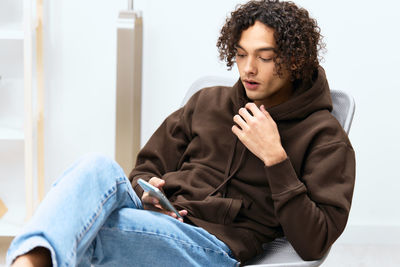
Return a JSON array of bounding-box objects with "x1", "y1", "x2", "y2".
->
[{"x1": 208, "y1": 137, "x2": 247, "y2": 197}]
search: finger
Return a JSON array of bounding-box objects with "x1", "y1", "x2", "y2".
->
[
  {"x1": 154, "y1": 203, "x2": 163, "y2": 210},
  {"x1": 142, "y1": 192, "x2": 159, "y2": 205},
  {"x1": 245, "y1": 102, "x2": 263, "y2": 118},
  {"x1": 166, "y1": 210, "x2": 184, "y2": 219},
  {"x1": 260, "y1": 105, "x2": 272, "y2": 119},
  {"x1": 143, "y1": 202, "x2": 164, "y2": 212},
  {"x1": 177, "y1": 211, "x2": 187, "y2": 222},
  {"x1": 232, "y1": 125, "x2": 243, "y2": 138},
  {"x1": 233, "y1": 114, "x2": 248, "y2": 130},
  {"x1": 143, "y1": 202, "x2": 171, "y2": 216},
  {"x1": 179, "y1": 210, "x2": 188, "y2": 217},
  {"x1": 238, "y1": 107, "x2": 253, "y2": 122},
  {"x1": 172, "y1": 210, "x2": 188, "y2": 222},
  {"x1": 143, "y1": 200, "x2": 172, "y2": 215},
  {"x1": 148, "y1": 177, "x2": 165, "y2": 188}
]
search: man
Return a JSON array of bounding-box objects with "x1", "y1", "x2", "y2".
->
[{"x1": 8, "y1": 0, "x2": 355, "y2": 266}]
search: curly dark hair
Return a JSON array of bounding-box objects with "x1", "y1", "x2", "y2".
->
[{"x1": 217, "y1": 0, "x2": 325, "y2": 83}]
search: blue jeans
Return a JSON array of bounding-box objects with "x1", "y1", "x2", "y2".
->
[{"x1": 6, "y1": 154, "x2": 239, "y2": 267}]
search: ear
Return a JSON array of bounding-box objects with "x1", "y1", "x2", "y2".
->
[{"x1": 290, "y1": 57, "x2": 298, "y2": 71}]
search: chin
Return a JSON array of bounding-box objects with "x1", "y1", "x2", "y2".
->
[{"x1": 245, "y1": 91, "x2": 260, "y2": 101}]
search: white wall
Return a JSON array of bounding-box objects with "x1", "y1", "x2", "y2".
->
[
  {"x1": 43, "y1": 0, "x2": 126, "y2": 189},
  {"x1": 44, "y1": 0, "x2": 400, "y2": 242}
]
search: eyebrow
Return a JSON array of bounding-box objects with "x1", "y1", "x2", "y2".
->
[{"x1": 235, "y1": 44, "x2": 275, "y2": 52}]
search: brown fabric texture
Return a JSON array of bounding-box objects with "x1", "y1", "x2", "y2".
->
[{"x1": 129, "y1": 67, "x2": 356, "y2": 263}]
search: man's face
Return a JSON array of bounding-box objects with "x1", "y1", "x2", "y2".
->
[{"x1": 236, "y1": 21, "x2": 293, "y2": 108}]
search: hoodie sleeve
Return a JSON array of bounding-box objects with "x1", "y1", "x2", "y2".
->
[
  {"x1": 264, "y1": 141, "x2": 355, "y2": 260},
  {"x1": 128, "y1": 93, "x2": 198, "y2": 198}
]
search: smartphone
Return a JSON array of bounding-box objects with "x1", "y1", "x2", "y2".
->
[{"x1": 137, "y1": 178, "x2": 183, "y2": 219}]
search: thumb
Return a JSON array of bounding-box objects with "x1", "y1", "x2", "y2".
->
[{"x1": 149, "y1": 177, "x2": 165, "y2": 188}]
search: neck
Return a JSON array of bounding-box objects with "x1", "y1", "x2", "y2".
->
[{"x1": 255, "y1": 82, "x2": 294, "y2": 108}]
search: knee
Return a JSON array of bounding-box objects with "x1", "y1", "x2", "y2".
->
[
  {"x1": 53, "y1": 153, "x2": 127, "y2": 187},
  {"x1": 79, "y1": 153, "x2": 118, "y2": 169},
  {"x1": 78, "y1": 153, "x2": 126, "y2": 178}
]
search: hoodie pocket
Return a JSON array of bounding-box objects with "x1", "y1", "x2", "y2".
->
[{"x1": 175, "y1": 195, "x2": 243, "y2": 225}]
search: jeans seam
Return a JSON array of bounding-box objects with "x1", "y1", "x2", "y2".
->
[
  {"x1": 76, "y1": 187, "x2": 115, "y2": 243},
  {"x1": 67, "y1": 177, "x2": 126, "y2": 267},
  {"x1": 100, "y1": 227, "x2": 230, "y2": 256},
  {"x1": 122, "y1": 179, "x2": 143, "y2": 208},
  {"x1": 76, "y1": 178, "x2": 127, "y2": 243}
]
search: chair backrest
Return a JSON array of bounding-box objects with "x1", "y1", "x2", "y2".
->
[
  {"x1": 330, "y1": 90, "x2": 356, "y2": 134},
  {"x1": 181, "y1": 76, "x2": 236, "y2": 106},
  {"x1": 182, "y1": 76, "x2": 356, "y2": 267},
  {"x1": 182, "y1": 76, "x2": 356, "y2": 135}
]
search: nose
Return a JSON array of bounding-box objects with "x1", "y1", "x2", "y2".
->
[{"x1": 243, "y1": 56, "x2": 257, "y2": 76}]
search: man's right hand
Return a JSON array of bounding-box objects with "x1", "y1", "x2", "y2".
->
[{"x1": 141, "y1": 177, "x2": 188, "y2": 222}]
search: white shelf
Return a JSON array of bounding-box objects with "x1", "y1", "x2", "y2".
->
[
  {"x1": 0, "y1": 127, "x2": 24, "y2": 140},
  {"x1": 0, "y1": 78, "x2": 24, "y2": 136},
  {"x1": 0, "y1": 0, "x2": 34, "y2": 238},
  {"x1": 0, "y1": 24, "x2": 23, "y2": 40},
  {"x1": 0, "y1": 136, "x2": 26, "y2": 237},
  {"x1": 0, "y1": 30, "x2": 24, "y2": 40}
]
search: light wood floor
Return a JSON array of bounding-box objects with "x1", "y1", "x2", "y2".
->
[
  {"x1": 0, "y1": 237, "x2": 13, "y2": 267},
  {"x1": 1, "y1": 237, "x2": 399, "y2": 266}
]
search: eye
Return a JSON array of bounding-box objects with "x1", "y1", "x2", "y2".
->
[
  {"x1": 259, "y1": 56, "x2": 272, "y2": 62},
  {"x1": 236, "y1": 53, "x2": 246, "y2": 58}
]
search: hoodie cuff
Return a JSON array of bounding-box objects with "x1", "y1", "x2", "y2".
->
[{"x1": 264, "y1": 157, "x2": 306, "y2": 198}]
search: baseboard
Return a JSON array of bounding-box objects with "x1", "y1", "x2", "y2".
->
[{"x1": 336, "y1": 224, "x2": 400, "y2": 245}]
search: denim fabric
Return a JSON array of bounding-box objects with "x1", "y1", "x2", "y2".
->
[{"x1": 6, "y1": 154, "x2": 239, "y2": 267}]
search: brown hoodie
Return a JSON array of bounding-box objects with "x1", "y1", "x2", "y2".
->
[{"x1": 129, "y1": 67, "x2": 355, "y2": 263}]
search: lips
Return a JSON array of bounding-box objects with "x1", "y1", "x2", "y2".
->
[{"x1": 243, "y1": 79, "x2": 260, "y2": 90}]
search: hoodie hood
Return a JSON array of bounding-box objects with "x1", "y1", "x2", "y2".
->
[{"x1": 231, "y1": 66, "x2": 332, "y2": 122}]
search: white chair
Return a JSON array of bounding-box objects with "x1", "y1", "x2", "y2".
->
[{"x1": 182, "y1": 76, "x2": 356, "y2": 267}]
